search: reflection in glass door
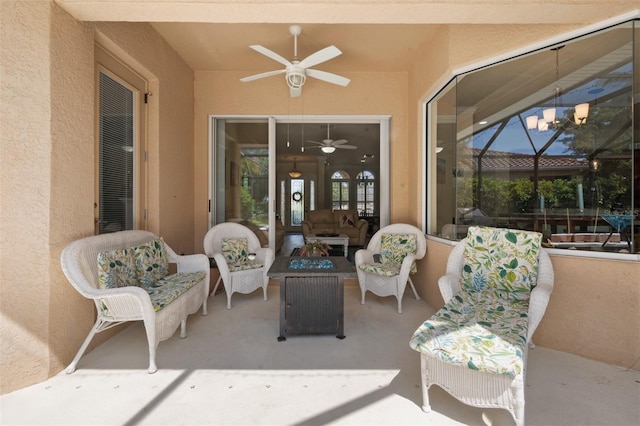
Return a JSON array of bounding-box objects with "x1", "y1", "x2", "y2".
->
[{"x1": 211, "y1": 118, "x2": 270, "y2": 237}]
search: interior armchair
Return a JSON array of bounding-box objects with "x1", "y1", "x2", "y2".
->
[
  {"x1": 204, "y1": 222, "x2": 274, "y2": 309},
  {"x1": 354, "y1": 223, "x2": 426, "y2": 313},
  {"x1": 410, "y1": 226, "x2": 554, "y2": 426},
  {"x1": 301, "y1": 209, "x2": 368, "y2": 246}
]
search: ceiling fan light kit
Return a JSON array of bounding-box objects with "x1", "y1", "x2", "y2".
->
[
  {"x1": 306, "y1": 123, "x2": 358, "y2": 153},
  {"x1": 240, "y1": 25, "x2": 350, "y2": 97}
]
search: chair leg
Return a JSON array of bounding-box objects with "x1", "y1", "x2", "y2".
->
[
  {"x1": 226, "y1": 291, "x2": 232, "y2": 309},
  {"x1": 65, "y1": 318, "x2": 103, "y2": 374},
  {"x1": 360, "y1": 288, "x2": 366, "y2": 305},
  {"x1": 420, "y1": 357, "x2": 432, "y2": 412},
  {"x1": 397, "y1": 296, "x2": 403, "y2": 314},
  {"x1": 408, "y1": 277, "x2": 420, "y2": 300},
  {"x1": 180, "y1": 319, "x2": 187, "y2": 338},
  {"x1": 142, "y1": 316, "x2": 158, "y2": 374},
  {"x1": 211, "y1": 276, "x2": 222, "y2": 297},
  {"x1": 263, "y1": 285, "x2": 268, "y2": 301}
]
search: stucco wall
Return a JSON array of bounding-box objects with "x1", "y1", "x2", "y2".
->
[
  {"x1": 0, "y1": 2, "x2": 195, "y2": 394},
  {"x1": 193, "y1": 70, "x2": 409, "y2": 250}
]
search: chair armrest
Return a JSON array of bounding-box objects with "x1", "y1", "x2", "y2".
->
[
  {"x1": 95, "y1": 286, "x2": 156, "y2": 320},
  {"x1": 527, "y1": 250, "x2": 555, "y2": 343},
  {"x1": 438, "y1": 273, "x2": 462, "y2": 304},
  {"x1": 255, "y1": 247, "x2": 275, "y2": 269},
  {"x1": 355, "y1": 219, "x2": 368, "y2": 230},
  {"x1": 355, "y1": 248, "x2": 375, "y2": 265}
]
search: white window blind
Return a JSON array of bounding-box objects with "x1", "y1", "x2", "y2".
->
[{"x1": 98, "y1": 71, "x2": 135, "y2": 234}]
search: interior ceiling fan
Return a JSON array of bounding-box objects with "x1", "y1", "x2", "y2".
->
[
  {"x1": 306, "y1": 124, "x2": 357, "y2": 153},
  {"x1": 240, "y1": 25, "x2": 350, "y2": 98}
]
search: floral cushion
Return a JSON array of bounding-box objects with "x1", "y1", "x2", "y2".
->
[
  {"x1": 380, "y1": 233, "x2": 418, "y2": 274},
  {"x1": 134, "y1": 237, "x2": 169, "y2": 287},
  {"x1": 339, "y1": 214, "x2": 355, "y2": 227},
  {"x1": 409, "y1": 290, "x2": 529, "y2": 377},
  {"x1": 229, "y1": 261, "x2": 264, "y2": 272},
  {"x1": 358, "y1": 262, "x2": 401, "y2": 277},
  {"x1": 97, "y1": 247, "x2": 139, "y2": 289},
  {"x1": 221, "y1": 238, "x2": 249, "y2": 265},
  {"x1": 461, "y1": 226, "x2": 542, "y2": 302},
  {"x1": 143, "y1": 271, "x2": 206, "y2": 312}
]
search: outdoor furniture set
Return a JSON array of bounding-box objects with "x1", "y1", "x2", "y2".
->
[{"x1": 61, "y1": 223, "x2": 553, "y2": 425}]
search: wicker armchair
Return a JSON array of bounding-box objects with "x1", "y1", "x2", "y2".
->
[
  {"x1": 410, "y1": 226, "x2": 554, "y2": 426},
  {"x1": 354, "y1": 223, "x2": 427, "y2": 313},
  {"x1": 204, "y1": 222, "x2": 274, "y2": 309}
]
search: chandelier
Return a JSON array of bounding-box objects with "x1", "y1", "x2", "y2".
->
[
  {"x1": 526, "y1": 46, "x2": 589, "y2": 132},
  {"x1": 288, "y1": 157, "x2": 302, "y2": 178}
]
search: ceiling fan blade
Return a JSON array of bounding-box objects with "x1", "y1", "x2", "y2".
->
[
  {"x1": 249, "y1": 45, "x2": 292, "y2": 67},
  {"x1": 305, "y1": 69, "x2": 350, "y2": 87},
  {"x1": 290, "y1": 86, "x2": 302, "y2": 98},
  {"x1": 240, "y1": 69, "x2": 285, "y2": 82},
  {"x1": 332, "y1": 139, "x2": 349, "y2": 145},
  {"x1": 306, "y1": 140, "x2": 325, "y2": 146},
  {"x1": 298, "y1": 45, "x2": 342, "y2": 69},
  {"x1": 335, "y1": 145, "x2": 357, "y2": 149}
]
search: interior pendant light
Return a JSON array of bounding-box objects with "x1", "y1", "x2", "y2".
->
[{"x1": 289, "y1": 157, "x2": 302, "y2": 178}]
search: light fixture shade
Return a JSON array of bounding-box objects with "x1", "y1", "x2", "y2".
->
[
  {"x1": 574, "y1": 103, "x2": 589, "y2": 124},
  {"x1": 537, "y1": 118, "x2": 548, "y2": 132},
  {"x1": 526, "y1": 115, "x2": 538, "y2": 130},
  {"x1": 542, "y1": 108, "x2": 556, "y2": 124},
  {"x1": 287, "y1": 71, "x2": 306, "y2": 89},
  {"x1": 289, "y1": 159, "x2": 302, "y2": 178},
  {"x1": 321, "y1": 146, "x2": 336, "y2": 154}
]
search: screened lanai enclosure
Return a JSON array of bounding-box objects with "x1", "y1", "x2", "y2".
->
[{"x1": 429, "y1": 20, "x2": 639, "y2": 254}]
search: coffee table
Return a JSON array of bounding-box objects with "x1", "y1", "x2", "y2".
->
[
  {"x1": 267, "y1": 256, "x2": 357, "y2": 341},
  {"x1": 306, "y1": 233, "x2": 349, "y2": 257}
]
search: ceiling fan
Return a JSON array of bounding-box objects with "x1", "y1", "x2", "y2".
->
[
  {"x1": 306, "y1": 124, "x2": 357, "y2": 153},
  {"x1": 240, "y1": 25, "x2": 350, "y2": 98}
]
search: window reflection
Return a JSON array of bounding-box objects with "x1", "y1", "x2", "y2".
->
[{"x1": 429, "y1": 21, "x2": 638, "y2": 254}]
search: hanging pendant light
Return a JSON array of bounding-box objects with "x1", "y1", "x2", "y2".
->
[
  {"x1": 289, "y1": 157, "x2": 302, "y2": 178},
  {"x1": 526, "y1": 45, "x2": 589, "y2": 132}
]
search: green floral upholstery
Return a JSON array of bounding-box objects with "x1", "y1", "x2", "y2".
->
[
  {"x1": 382, "y1": 233, "x2": 418, "y2": 273},
  {"x1": 228, "y1": 261, "x2": 264, "y2": 272},
  {"x1": 143, "y1": 271, "x2": 206, "y2": 312},
  {"x1": 134, "y1": 237, "x2": 169, "y2": 287},
  {"x1": 97, "y1": 247, "x2": 139, "y2": 289},
  {"x1": 410, "y1": 226, "x2": 542, "y2": 377},
  {"x1": 410, "y1": 291, "x2": 530, "y2": 376},
  {"x1": 358, "y1": 262, "x2": 400, "y2": 277},
  {"x1": 461, "y1": 227, "x2": 542, "y2": 302},
  {"x1": 221, "y1": 238, "x2": 249, "y2": 265}
]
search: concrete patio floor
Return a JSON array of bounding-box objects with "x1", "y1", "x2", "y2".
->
[{"x1": 2, "y1": 286, "x2": 639, "y2": 425}]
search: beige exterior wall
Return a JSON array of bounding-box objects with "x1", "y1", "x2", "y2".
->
[
  {"x1": 0, "y1": 1, "x2": 194, "y2": 394},
  {"x1": 1, "y1": 0, "x2": 638, "y2": 395}
]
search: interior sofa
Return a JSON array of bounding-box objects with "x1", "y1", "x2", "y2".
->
[
  {"x1": 301, "y1": 209, "x2": 368, "y2": 246},
  {"x1": 228, "y1": 218, "x2": 284, "y2": 253}
]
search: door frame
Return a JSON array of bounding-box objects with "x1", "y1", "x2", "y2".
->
[{"x1": 210, "y1": 115, "x2": 391, "y2": 250}]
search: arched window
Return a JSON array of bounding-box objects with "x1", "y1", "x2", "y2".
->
[
  {"x1": 331, "y1": 170, "x2": 350, "y2": 210},
  {"x1": 356, "y1": 170, "x2": 375, "y2": 216}
]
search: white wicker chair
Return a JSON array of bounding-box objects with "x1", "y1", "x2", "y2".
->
[
  {"x1": 355, "y1": 223, "x2": 427, "y2": 313},
  {"x1": 204, "y1": 222, "x2": 274, "y2": 309},
  {"x1": 60, "y1": 231, "x2": 210, "y2": 374},
  {"x1": 411, "y1": 229, "x2": 554, "y2": 426}
]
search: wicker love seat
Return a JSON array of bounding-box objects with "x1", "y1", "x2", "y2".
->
[
  {"x1": 60, "y1": 230, "x2": 210, "y2": 373},
  {"x1": 410, "y1": 226, "x2": 554, "y2": 426}
]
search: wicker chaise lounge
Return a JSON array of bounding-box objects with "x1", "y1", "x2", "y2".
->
[{"x1": 410, "y1": 226, "x2": 554, "y2": 426}]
